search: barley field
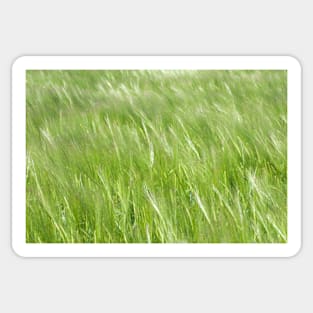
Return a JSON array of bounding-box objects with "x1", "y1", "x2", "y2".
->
[{"x1": 26, "y1": 69, "x2": 287, "y2": 243}]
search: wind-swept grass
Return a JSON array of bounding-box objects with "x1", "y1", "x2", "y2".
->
[{"x1": 26, "y1": 70, "x2": 287, "y2": 243}]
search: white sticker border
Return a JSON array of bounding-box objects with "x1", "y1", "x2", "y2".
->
[{"x1": 12, "y1": 56, "x2": 301, "y2": 257}]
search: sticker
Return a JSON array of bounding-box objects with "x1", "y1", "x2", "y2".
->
[{"x1": 12, "y1": 56, "x2": 301, "y2": 257}]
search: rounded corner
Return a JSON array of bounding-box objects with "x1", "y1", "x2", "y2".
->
[
  {"x1": 286, "y1": 241, "x2": 302, "y2": 258},
  {"x1": 11, "y1": 55, "x2": 29, "y2": 72},
  {"x1": 285, "y1": 55, "x2": 302, "y2": 72},
  {"x1": 11, "y1": 241, "x2": 27, "y2": 258}
]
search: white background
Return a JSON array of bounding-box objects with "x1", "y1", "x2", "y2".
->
[{"x1": 0, "y1": 1, "x2": 310, "y2": 312}]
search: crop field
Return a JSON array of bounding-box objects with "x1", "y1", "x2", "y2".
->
[{"x1": 26, "y1": 69, "x2": 287, "y2": 243}]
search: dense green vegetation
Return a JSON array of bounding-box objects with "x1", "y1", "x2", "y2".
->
[{"x1": 26, "y1": 70, "x2": 287, "y2": 243}]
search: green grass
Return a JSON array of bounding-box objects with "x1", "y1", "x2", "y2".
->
[{"x1": 26, "y1": 69, "x2": 287, "y2": 243}]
